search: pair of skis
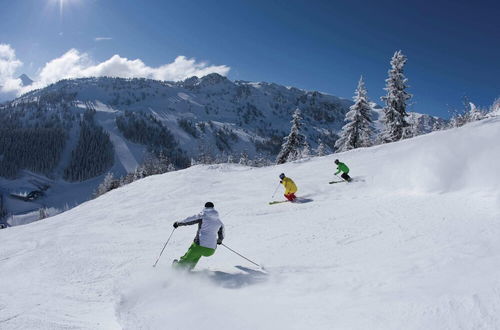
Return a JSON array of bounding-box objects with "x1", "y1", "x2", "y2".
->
[
  {"x1": 268, "y1": 200, "x2": 290, "y2": 205},
  {"x1": 268, "y1": 197, "x2": 313, "y2": 205}
]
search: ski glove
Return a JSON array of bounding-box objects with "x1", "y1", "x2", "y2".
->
[
  {"x1": 173, "y1": 222, "x2": 179, "y2": 228},
  {"x1": 217, "y1": 239, "x2": 223, "y2": 245}
]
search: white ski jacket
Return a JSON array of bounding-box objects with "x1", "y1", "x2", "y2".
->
[{"x1": 177, "y1": 208, "x2": 225, "y2": 249}]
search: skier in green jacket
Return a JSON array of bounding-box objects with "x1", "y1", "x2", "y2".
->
[{"x1": 334, "y1": 159, "x2": 352, "y2": 182}]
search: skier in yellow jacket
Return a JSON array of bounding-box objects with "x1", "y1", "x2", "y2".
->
[{"x1": 279, "y1": 173, "x2": 297, "y2": 201}]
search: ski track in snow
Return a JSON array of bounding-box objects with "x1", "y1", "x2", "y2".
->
[
  {"x1": 1, "y1": 118, "x2": 500, "y2": 329},
  {"x1": 96, "y1": 113, "x2": 139, "y2": 173},
  {"x1": 106, "y1": 130, "x2": 139, "y2": 173}
]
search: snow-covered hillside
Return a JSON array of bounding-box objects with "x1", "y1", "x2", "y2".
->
[
  {"x1": 0, "y1": 75, "x2": 446, "y2": 220},
  {"x1": 0, "y1": 75, "x2": 356, "y2": 220},
  {"x1": 1, "y1": 106, "x2": 498, "y2": 330},
  {"x1": 3, "y1": 74, "x2": 444, "y2": 166},
  {"x1": 6, "y1": 74, "x2": 354, "y2": 159}
]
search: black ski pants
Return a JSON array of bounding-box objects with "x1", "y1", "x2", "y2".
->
[{"x1": 341, "y1": 173, "x2": 351, "y2": 182}]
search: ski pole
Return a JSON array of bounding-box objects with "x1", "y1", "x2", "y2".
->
[
  {"x1": 221, "y1": 243, "x2": 263, "y2": 269},
  {"x1": 335, "y1": 174, "x2": 346, "y2": 182},
  {"x1": 152, "y1": 228, "x2": 176, "y2": 267},
  {"x1": 271, "y1": 182, "x2": 281, "y2": 198}
]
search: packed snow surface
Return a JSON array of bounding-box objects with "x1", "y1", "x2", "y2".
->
[{"x1": 1, "y1": 117, "x2": 499, "y2": 329}]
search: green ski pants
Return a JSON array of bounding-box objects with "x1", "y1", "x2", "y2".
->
[{"x1": 176, "y1": 243, "x2": 215, "y2": 269}]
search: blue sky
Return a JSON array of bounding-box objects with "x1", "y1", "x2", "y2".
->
[{"x1": 0, "y1": 0, "x2": 498, "y2": 117}]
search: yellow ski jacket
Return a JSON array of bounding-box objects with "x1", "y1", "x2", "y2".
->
[{"x1": 281, "y1": 177, "x2": 298, "y2": 194}]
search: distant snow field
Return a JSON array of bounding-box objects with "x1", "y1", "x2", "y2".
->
[{"x1": 1, "y1": 117, "x2": 499, "y2": 329}]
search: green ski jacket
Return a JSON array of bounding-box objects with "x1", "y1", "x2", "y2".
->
[{"x1": 335, "y1": 162, "x2": 349, "y2": 175}]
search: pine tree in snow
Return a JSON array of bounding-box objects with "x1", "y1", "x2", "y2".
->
[
  {"x1": 239, "y1": 151, "x2": 249, "y2": 165},
  {"x1": 133, "y1": 166, "x2": 146, "y2": 181},
  {"x1": 448, "y1": 98, "x2": 483, "y2": 128},
  {"x1": 301, "y1": 141, "x2": 311, "y2": 159},
  {"x1": 276, "y1": 108, "x2": 306, "y2": 164},
  {"x1": 488, "y1": 97, "x2": 500, "y2": 116},
  {"x1": 315, "y1": 139, "x2": 327, "y2": 156},
  {"x1": 449, "y1": 109, "x2": 466, "y2": 128},
  {"x1": 38, "y1": 208, "x2": 48, "y2": 220},
  {"x1": 335, "y1": 76, "x2": 375, "y2": 152},
  {"x1": 380, "y1": 51, "x2": 412, "y2": 143},
  {"x1": 94, "y1": 172, "x2": 115, "y2": 198},
  {"x1": 432, "y1": 120, "x2": 443, "y2": 132},
  {"x1": 468, "y1": 102, "x2": 484, "y2": 122},
  {"x1": 403, "y1": 123, "x2": 419, "y2": 139},
  {"x1": 253, "y1": 154, "x2": 270, "y2": 167},
  {"x1": 0, "y1": 195, "x2": 6, "y2": 220},
  {"x1": 119, "y1": 173, "x2": 135, "y2": 187}
]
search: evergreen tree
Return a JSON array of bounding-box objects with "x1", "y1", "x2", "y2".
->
[
  {"x1": 432, "y1": 121, "x2": 443, "y2": 132},
  {"x1": 94, "y1": 172, "x2": 115, "y2": 198},
  {"x1": 253, "y1": 154, "x2": 270, "y2": 167},
  {"x1": 119, "y1": 173, "x2": 135, "y2": 187},
  {"x1": 489, "y1": 97, "x2": 500, "y2": 116},
  {"x1": 64, "y1": 120, "x2": 114, "y2": 182},
  {"x1": 468, "y1": 102, "x2": 484, "y2": 122},
  {"x1": 131, "y1": 152, "x2": 174, "y2": 181},
  {"x1": 449, "y1": 109, "x2": 466, "y2": 128},
  {"x1": 157, "y1": 151, "x2": 172, "y2": 173},
  {"x1": 315, "y1": 139, "x2": 327, "y2": 156},
  {"x1": 38, "y1": 208, "x2": 48, "y2": 220},
  {"x1": 276, "y1": 108, "x2": 306, "y2": 164},
  {"x1": 239, "y1": 151, "x2": 249, "y2": 165},
  {"x1": 0, "y1": 195, "x2": 7, "y2": 220},
  {"x1": 335, "y1": 76, "x2": 375, "y2": 152},
  {"x1": 301, "y1": 141, "x2": 311, "y2": 159},
  {"x1": 381, "y1": 51, "x2": 412, "y2": 142},
  {"x1": 115, "y1": 111, "x2": 189, "y2": 168},
  {"x1": 403, "y1": 123, "x2": 418, "y2": 139},
  {"x1": 448, "y1": 99, "x2": 483, "y2": 128},
  {"x1": 0, "y1": 128, "x2": 67, "y2": 178}
]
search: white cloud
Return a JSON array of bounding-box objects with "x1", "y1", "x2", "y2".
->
[
  {"x1": 0, "y1": 45, "x2": 230, "y2": 99},
  {"x1": 0, "y1": 44, "x2": 23, "y2": 94},
  {"x1": 94, "y1": 37, "x2": 112, "y2": 41}
]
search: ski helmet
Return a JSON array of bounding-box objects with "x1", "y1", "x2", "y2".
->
[
  {"x1": 205, "y1": 202, "x2": 214, "y2": 208},
  {"x1": 279, "y1": 173, "x2": 285, "y2": 180},
  {"x1": 334, "y1": 159, "x2": 339, "y2": 164}
]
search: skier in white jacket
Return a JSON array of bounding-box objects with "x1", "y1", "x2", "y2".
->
[{"x1": 173, "y1": 202, "x2": 225, "y2": 270}]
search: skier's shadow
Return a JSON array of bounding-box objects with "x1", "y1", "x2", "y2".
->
[
  {"x1": 351, "y1": 176, "x2": 366, "y2": 183},
  {"x1": 294, "y1": 197, "x2": 313, "y2": 204},
  {"x1": 202, "y1": 266, "x2": 268, "y2": 289}
]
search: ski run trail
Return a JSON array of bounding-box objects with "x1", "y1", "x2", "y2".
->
[{"x1": 1, "y1": 117, "x2": 500, "y2": 330}]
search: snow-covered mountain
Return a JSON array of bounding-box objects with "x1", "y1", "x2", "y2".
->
[
  {"x1": 17, "y1": 74, "x2": 33, "y2": 87},
  {"x1": 6, "y1": 74, "x2": 355, "y2": 159},
  {"x1": 0, "y1": 75, "x2": 444, "y2": 221},
  {"x1": 2, "y1": 74, "x2": 444, "y2": 170},
  {"x1": 0, "y1": 116, "x2": 499, "y2": 329}
]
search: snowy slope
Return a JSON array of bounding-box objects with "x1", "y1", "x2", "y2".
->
[
  {"x1": 0, "y1": 75, "x2": 354, "y2": 219},
  {"x1": 1, "y1": 117, "x2": 499, "y2": 329},
  {"x1": 1, "y1": 75, "x2": 446, "y2": 221}
]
